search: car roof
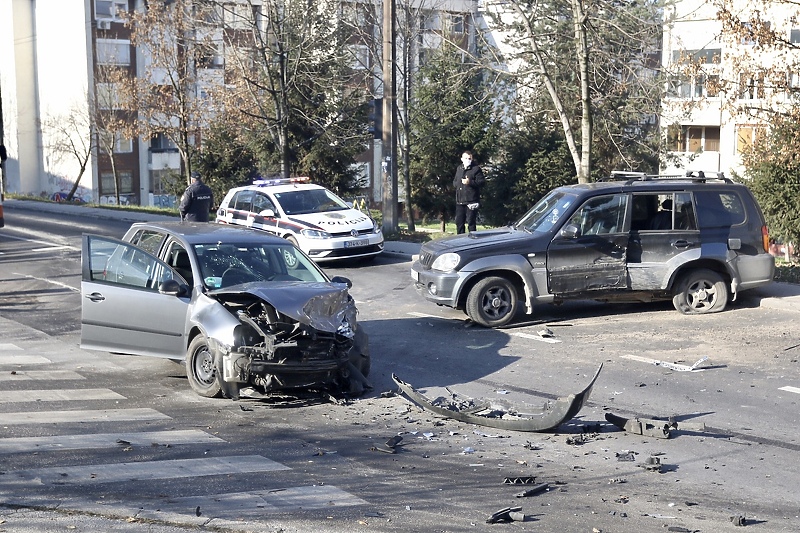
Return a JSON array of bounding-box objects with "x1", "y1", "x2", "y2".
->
[
  {"x1": 230, "y1": 183, "x2": 324, "y2": 195},
  {"x1": 555, "y1": 178, "x2": 749, "y2": 196},
  {"x1": 128, "y1": 221, "x2": 288, "y2": 245}
]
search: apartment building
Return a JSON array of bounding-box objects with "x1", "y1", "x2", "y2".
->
[
  {"x1": 661, "y1": 0, "x2": 800, "y2": 177},
  {"x1": 1, "y1": 0, "x2": 483, "y2": 206}
]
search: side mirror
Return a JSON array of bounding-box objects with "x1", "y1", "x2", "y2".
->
[
  {"x1": 259, "y1": 209, "x2": 275, "y2": 217},
  {"x1": 330, "y1": 275, "x2": 352, "y2": 289},
  {"x1": 159, "y1": 279, "x2": 189, "y2": 297},
  {"x1": 558, "y1": 224, "x2": 580, "y2": 239}
]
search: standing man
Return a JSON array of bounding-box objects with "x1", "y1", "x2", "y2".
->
[
  {"x1": 453, "y1": 150, "x2": 485, "y2": 234},
  {"x1": 179, "y1": 171, "x2": 214, "y2": 222}
]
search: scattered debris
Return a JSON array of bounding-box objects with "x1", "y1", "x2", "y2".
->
[
  {"x1": 391, "y1": 364, "x2": 603, "y2": 432},
  {"x1": 615, "y1": 451, "x2": 637, "y2": 462},
  {"x1": 537, "y1": 327, "x2": 554, "y2": 338},
  {"x1": 515, "y1": 483, "x2": 549, "y2": 498},
  {"x1": 730, "y1": 515, "x2": 747, "y2": 526},
  {"x1": 640, "y1": 455, "x2": 663, "y2": 473},
  {"x1": 606, "y1": 413, "x2": 671, "y2": 439},
  {"x1": 566, "y1": 434, "x2": 591, "y2": 445},
  {"x1": 503, "y1": 476, "x2": 537, "y2": 485},
  {"x1": 608, "y1": 477, "x2": 627, "y2": 484},
  {"x1": 667, "y1": 527, "x2": 692, "y2": 532},
  {"x1": 385, "y1": 435, "x2": 403, "y2": 448},
  {"x1": 486, "y1": 506, "x2": 526, "y2": 523}
]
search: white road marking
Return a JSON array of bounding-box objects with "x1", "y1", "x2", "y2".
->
[
  {"x1": 0, "y1": 355, "x2": 51, "y2": 365},
  {"x1": 0, "y1": 388, "x2": 126, "y2": 403},
  {"x1": 779, "y1": 386, "x2": 800, "y2": 394},
  {"x1": 0, "y1": 370, "x2": 84, "y2": 381},
  {"x1": 1, "y1": 233, "x2": 79, "y2": 251},
  {"x1": 0, "y1": 408, "x2": 170, "y2": 425},
  {"x1": 0, "y1": 455, "x2": 289, "y2": 486},
  {"x1": 0, "y1": 430, "x2": 226, "y2": 454},
  {"x1": 408, "y1": 311, "x2": 446, "y2": 319},
  {"x1": 621, "y1": 354, "x2": 709, "y2": 372},
  {"x1": 12, "y1": 273, "x2": 80, "y2": 293},
  {"x1": 511, "y1": 332, "x2": 562, "y2": 344},
  {"x1": 0, "y1": 344, "x2": 22, "y2": 351},
  {"x1": 156, "y1": 485, "x2": 369, "y2": 516}
]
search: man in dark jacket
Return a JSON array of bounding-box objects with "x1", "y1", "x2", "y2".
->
[
  {"x1": 179, "y1": 172, "x2": 214, "y2": 222},
  {"x1": 453, "y1": 150, "x2": 485, "y2": 234}
]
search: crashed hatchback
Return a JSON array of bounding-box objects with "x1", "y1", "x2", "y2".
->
[{"x1": 80, "y1": 222, "x2": 370, "y2": 399}]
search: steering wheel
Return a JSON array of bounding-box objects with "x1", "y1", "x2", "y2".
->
[{"x1": 221, "y1": 267, "x2": 256, "y2": 287}]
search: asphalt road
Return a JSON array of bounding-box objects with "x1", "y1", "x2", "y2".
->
[{"x1": 1, "y1": 206, "x2": 799, "y2": 532}]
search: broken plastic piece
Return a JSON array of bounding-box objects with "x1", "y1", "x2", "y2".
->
[
  {"x1": 391, "y1": 364, "x2": 602, "y2": 432},
  {"x1": 640, "y1": 455, "x2": 662, "y2": 472},
  {"x1": 486, "y1": 506, "x2": 523, "y2": 524},
  {"x1": 606, "y1": 412, "x2": 671, "y2": 439},
  {"x1": 515, "y1": 483, "x2": 549, "y2": 498},
  {"x1": 503, "y1": 476, "x2": 537, "y2": 485},
  {"x1": 385, "y1": 435, "x2": 403, "y2": 448}
]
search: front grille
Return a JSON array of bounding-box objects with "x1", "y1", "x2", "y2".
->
[
  {"x1": 419, "y1": 250, "x2": 434, "y2": 267},
  {"x1": 330, "y1": 229, "x2": 375, "y2": 238},
  {"x1": 312, "y1": 244, "x2": 383, "y2": 258}
]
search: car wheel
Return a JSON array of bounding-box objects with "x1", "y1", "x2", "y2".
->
[
  {"x1": 283, "y1": 236, "x2": 300, "y2": 270},
  {"x1": 466, "y1": 276, "x2": 518, "y2": 328},
  {"x1": 672, "y1": 269, "x2": 728, "y2": 314},
  {"x1": 186, "y1": 335, "x2": 222, "y2": 398}
]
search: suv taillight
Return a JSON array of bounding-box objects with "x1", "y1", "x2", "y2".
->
[{"x1": 761, "y1": 225, "x2": 770, "y2": 252}]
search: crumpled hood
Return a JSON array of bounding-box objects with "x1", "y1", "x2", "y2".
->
[
  {"x1": 290, "y1": 209, "x2": 374, "y2": 231},
  {"x1": 209, "y1": 282, "x2": 357, "y2": 334},
  {"x1": 423, "y1": 227, "x2": 535, "y2": 255}
]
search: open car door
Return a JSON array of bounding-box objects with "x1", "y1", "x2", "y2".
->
[{"x1": 80, "y1": 234, "x2": 190, "y2": 359}]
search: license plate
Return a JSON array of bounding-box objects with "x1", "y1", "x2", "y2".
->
[
  {"x1": 411, "y1": 268, "x2": 419, "y2": 282},
  {"x1": 344, "y1": 239, "x2": 368, "y2": 248}
]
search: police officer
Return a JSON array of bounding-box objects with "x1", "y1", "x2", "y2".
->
[{"x1": 179, "y1": 171, "x2": 214, "y2": 222}]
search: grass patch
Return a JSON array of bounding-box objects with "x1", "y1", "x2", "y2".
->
[
  {"x1": 8, "y1": 194, "x2": 180, "y2": 217},
  {"x1": 775, "y1": 261, "x2": 800, "y2": 284}
]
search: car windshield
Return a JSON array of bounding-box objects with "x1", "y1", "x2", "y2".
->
[
  {"x1": 274, "y1": 189, "x2": 349, "y2": 215},
  {"x1": 515, "y1": 190, "x2": 578, "y2": 235},
  {"x1": 195, "y1": 242, "x2": 328, "y2": 289}
]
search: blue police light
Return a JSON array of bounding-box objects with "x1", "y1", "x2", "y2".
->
[{"x1": 253, "y1": 176, "x2": 311, "y2": 187}]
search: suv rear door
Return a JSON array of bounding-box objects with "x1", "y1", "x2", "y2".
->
[{"x1": 547, "y1": 193, "x2": 630, "y2": 293}]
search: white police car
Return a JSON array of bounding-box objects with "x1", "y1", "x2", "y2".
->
[{"x1": 216, "y1": 177, "x2": 383, "y2": 263}]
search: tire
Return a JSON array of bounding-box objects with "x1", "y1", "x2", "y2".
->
[
  {"x1": 465, "y1": 276, "x2": 518, "y2": 328},
  {"x1": 283, "y1": 236, "x2": 300, "y2": 270},
  {"x1": 349, "y1": 327, "x2": 371, "y2": 378},
  {"x1": 186, "y1": 335, "x2": 223, "y2": 398},
  {"x1": 672, "y1": 269, "x2": 728, "y2": 314}
]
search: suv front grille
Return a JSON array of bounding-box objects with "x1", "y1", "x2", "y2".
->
[{"x1": 419, "y1": 250, "x2": 434, "y2": 267}]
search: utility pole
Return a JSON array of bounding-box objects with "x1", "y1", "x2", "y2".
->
[{"x1": 381, "y1": 0, "x2": 398, "y2": 233}]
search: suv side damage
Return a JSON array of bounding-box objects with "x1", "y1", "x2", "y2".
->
[{"x1": 206, "y1": 283, "x2": 371, "y2": 399}]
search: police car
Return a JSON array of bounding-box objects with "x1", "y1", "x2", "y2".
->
[{"x1": 216, "y1": 177, "x2": 383, "y2": 263}]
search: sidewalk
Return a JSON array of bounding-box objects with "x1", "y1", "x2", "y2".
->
[{"x1": 5, "y1": 198, "x2": 798, "y2": 311}]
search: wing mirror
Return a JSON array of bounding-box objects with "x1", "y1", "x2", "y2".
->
[
  {"x1": 558, "y1": 224, "x2": 580, "y2": 239},
  {"x1": 259, "y1": 209, "x2": 275, "y2": 217},
  {"x1": 330, "y1": 276, "x2": 352, "y2": 288},
  {"x1": 159, "y1": 279, "x2": 189, "y2": 297}
]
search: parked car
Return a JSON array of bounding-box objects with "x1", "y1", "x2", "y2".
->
[
  {"x1": 411, "y1": 171, "x2": 776, "y2": 327},
  {"x1": 80, "y1": 221, "x2": 371, "y2": 398},
  {"x1": 216, "y1": 177, "x2": 383, "y2": 263}
]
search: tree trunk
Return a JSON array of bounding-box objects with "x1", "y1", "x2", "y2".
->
[{"x1": 572, "y1": 0, "x2": 592, "y2": 184}]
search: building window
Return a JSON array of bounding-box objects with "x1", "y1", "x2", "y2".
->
[
  {"x1": 791, "y1": 29, "x2": 800, "y2": 43},
  {"x1": 96, "y1": 0, "x2": 128, "y2": 20},
  {"x1": 96, "y1": 83, "x2": 123, "y2": 110},
  {"x1": 150, "y1": 133, "x2": 177, "y2": 152},
  {"x1": 452, "y1": 14, "x2": 465, "y2": 34},
  {"x1": 101, "y1": 132, "x2": 133, "y2": 153},
  {"x1": 735, "y1": 125, "x2": 766, "y2": 154},
  {"x1": 100, "y1": 171, "x2": 133, "y2": 195},
  {"x1": 348, "y1": 44, "x2": 369, "y2": 70},
  {"x1": 670, "y1": 126, "x2": 720, "y2": 153},
  {"x1": 672, "y1": 48, "x2": 721, "y2": 65},
  {"x1": 96, "y1": 40, "x2": 131, "y2": 66},
  {"x1": 739, "y1": 72, "x2": 765, "y2": 100}
]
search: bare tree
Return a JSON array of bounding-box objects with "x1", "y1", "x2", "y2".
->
[{"x1": 42, "y1": 99, "x2": 93, "y2": 202}]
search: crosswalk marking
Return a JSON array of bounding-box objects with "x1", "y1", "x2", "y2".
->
[
  {"x1": 1, "y1": 455, "x2": 289, "y2": 486},
  {"x1": 510, "y1": 331, "x2": 563, "y2": 344},
  {"x1": 0, "y1": 408, "x2": 170, "y2": 425},
  {"x1": 0, "y1": 388, "x2": 126, "y2": 403},
  {"x1": 779, "y1": 386, "x2": 800, "y2": 394},
  {"x1": 156, "y1": 485, "x2": 369, "y2": 515},
  {"x1": 0, "y1": 343, "x2": 22, "y2": 351},
  {"x1": 0, "y1": 370, "x2": 84, "y2": 381},
  {"x1": 0, "y1": 355, "x2": 51, "y2": 365},
  {"x1": 0, "y1": 430, "x2": 225, "y2": 454}
]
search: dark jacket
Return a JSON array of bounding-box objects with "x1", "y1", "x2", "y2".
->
[
  {"x1": 179, "y1": 179, "x2": 214, "y2": 222},
  {"x1": 454, "y1": 163, "x2": 485, "y2": 205}
]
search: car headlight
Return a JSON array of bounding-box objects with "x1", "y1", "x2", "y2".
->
[
  {"x1": 431, "y1": 252, "x2": 460, "y2": 272},
  {"x1": 301, "y1": 229, "x2": 332, "y2": 239},
  {"x1": 372, "y1": 220, "x2": 382, "y2": 234}
]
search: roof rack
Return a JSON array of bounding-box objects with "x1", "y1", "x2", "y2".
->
[
  {"x1": 253, "y1": 176, "x2": 311, "y2": 187},
  {"x1": 602, "y1": 170, "x2": 732, "y2": 185}
]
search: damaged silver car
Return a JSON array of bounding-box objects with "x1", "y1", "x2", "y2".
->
[{"x1": 80, "y1": 222, "x2": 370, "y2": 399}]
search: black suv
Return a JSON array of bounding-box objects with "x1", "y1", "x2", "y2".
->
[{"x1": 411, "y1": 171, "x2": 775, "y2": 327}]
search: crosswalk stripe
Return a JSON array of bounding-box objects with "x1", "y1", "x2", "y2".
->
[
  {"x1": 0, "y1": 370, "x2": 84, "y2": 381},
  {"x1": 779, "y1": 386, "x2": 800, "y2": 394},
  {"x1": 0, "y1": 355, "x2": 51, "y2": 365},
  {"x1": 0, "y1": 430, "x2": 226, "y2": 454},
  {"x1": 156, "y1": 485, "x2": 369, "y2": 516},
  {"x1": 0, "y1": 343, "x2": 22, "y2": 351},
  {"x1": 1, "y1": 455, "x2": 289, "y2": 486},
  {"x1": 0, "y1": 408, "x2": 170, "y2": 425},
  {"x1": 0, "y1": 388, "x2": 126, "y2": 403}
]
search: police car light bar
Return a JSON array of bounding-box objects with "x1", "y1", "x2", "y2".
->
[{"x1": 253, "y1": 176, "x2": 311, "y2": 187}]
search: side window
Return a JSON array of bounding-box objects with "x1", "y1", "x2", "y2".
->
[
  {"x1": 165, "y1": 242, "x2": 194, "y2": 286},
  {"x1": 252, "y1": 193, "x2": 275, "y2": 215},
  {"x1": 88, "y1": 237, "x2": 175, "y2": 290},
  {"x1": 232, "y1": 190, "x2": 254, "y2": 211},
  {"x1": 128, "y1": 229, "x2": 166, "y2": 255},
  {"x1": 674, "y1": 192, "x2": 697, "y2": 230},
  {"x1": 567, "y1": 194, "x2": 628, "y2": 236},
  {"x1": 695, "y1": 191, "x2": 745, "y2": 228}
]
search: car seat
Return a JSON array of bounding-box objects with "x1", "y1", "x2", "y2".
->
[{"x1": 171, "y1": 249, "x2": 194, "y2": 285}]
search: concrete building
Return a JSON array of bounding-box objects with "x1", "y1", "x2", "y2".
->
[
  {"x1": 0, "y1": 0, "x2": 486, "y2": 207},
  {"x1": 661, "y1": 0, "x2": 800, "y2": 177}
]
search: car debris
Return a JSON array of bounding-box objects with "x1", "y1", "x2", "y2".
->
[
  {"x1": 391, "y1": 364, "x2": 602, "y2": 432},
  {"x1": 515, "y1": 483, "x2": 549, "y2": 498},
  {"x1": 486, "y1": 506, "x2": 526, "y2": 523},
  {"x1": 606, "y1": 413, "x2": 707, "y2": 438},
  {"x1": 623, "y1": 354, "x2": 711, "y2": 372},
  {"x1": 640, "y1": 455, "x2": 663, "y2": 473},
  {"x1": 503, "y1": 476, "x2": 537, "y2": 485}
]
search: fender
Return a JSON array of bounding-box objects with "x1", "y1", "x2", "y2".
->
[{"x1": 455, "y1": 254, "x2": 544, "y2": 314}]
